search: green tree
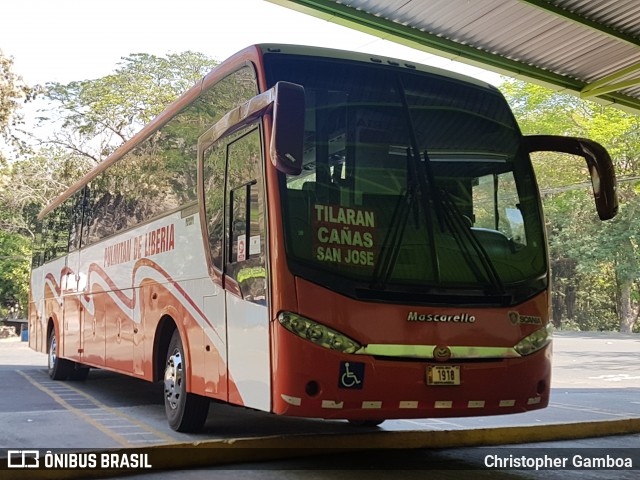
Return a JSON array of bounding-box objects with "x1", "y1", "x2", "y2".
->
[
  {"x1": 0, "y1": 50, "x2": 41, "y2": 316},
  {"x1": 0, "y1": 146, "x2": 91, "y2": 237},
  {"x1": 0, "y1": 231, "x2": 30, "y2": 318},
  {"x1": 0, "y1": 49, "x2": 40, "y2": 160},
  {"x1": 501, "y1": 78, "x2": 640, "y2": 333},
  {"x1": 1, "y1": 51, "x2": 218, "y2": 316},
  {"x1": 41, "y1": 51, "x2": 218, "y2": 163}
]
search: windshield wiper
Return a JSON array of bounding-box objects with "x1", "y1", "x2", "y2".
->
[
  {"x1": 369, "y1": 181, "x2": 412, "y2": 290},
  {"x1": 369, "y1": 77, "x2": 441, "y2": 291},
  {"x1": 370, "y1": 148, "x2": 437, "y2": 290},
  {"x1": 438, "y1": 186, "x2": 505, "y2": 294},
  {"x1": 369, "y1": 73, "x2": 504, "y2": 295},
  {"x1": 392, "y1": 72, "x2": 504, "y2": 295}
]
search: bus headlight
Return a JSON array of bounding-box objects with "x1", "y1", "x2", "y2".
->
[
  {"x1": 514, "y1": 324, "x2": 553, "y2": 356},
  {"x1": 277, "y1": 312, "x2": 361, "y2": 354}
]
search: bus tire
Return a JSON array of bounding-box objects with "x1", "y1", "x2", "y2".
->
[
  {"x1": 164, "y1": 330, "x2": 209, "y2": 432},
  {"x1": 347, "y1": 419, "x2": 385, "y2": 427},
  {"x1": 68, "y1": 366, "x2": 90, "y2": 381},
  {"x1": 48, "y1": 327, "x2": 73, "y2": 380}
]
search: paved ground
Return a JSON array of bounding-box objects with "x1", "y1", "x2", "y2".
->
[{"x1": 1, "y1": 331, "x2": 639, "y2": 479}]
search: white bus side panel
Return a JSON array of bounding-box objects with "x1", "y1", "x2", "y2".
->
[
  {"x1": 30, "y1": 208, "x2": 271, "y2": 410},
  {"x1": 28, "y1": 264, "x2": 46, "y2": 353},
  {"x1": 226, "y1": 293, "x2": 271, "y2": 412}
]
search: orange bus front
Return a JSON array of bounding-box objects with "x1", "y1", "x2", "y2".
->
[{"x1": 263, "y1": 48, "x2": 552, "y2": 422}]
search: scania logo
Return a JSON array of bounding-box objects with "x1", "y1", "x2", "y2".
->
[
  {"x1": 508, "y1": 311, "x2": 542, "y2": 325},
  {"x1": 433, "y1": 346, "x2": 451, "y2": 362}
]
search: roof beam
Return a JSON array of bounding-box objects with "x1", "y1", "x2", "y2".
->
[
  {"x1": 516, "y1": 0, "x2": 640, "y2": 48},
  {"x1": 518, "y1": 0, "x2": 640, "y2": 100},
  {"x1": 581, "y1": 63, "x2": 640, "y2": 98}
]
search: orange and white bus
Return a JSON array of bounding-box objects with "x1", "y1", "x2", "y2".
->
[{"x1": 29, "y1": 44, "x2": 617, "y2": 432}]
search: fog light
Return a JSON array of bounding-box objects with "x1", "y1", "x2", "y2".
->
[{"x1": 305, "y1": 381, "x2": 320, "y2": 397}]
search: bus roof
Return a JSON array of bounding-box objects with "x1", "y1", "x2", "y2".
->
[{"x1": 257, "y1": 43, "x2": 497, "y2": 90}]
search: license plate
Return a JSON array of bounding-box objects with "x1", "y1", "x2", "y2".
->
[{"x1": 427, "y1": 365, "x2": 461, "y2": 385}]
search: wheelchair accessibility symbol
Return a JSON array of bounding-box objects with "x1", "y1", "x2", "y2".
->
[{"x1": 339, "y1": 361, "x2": 365, "y2": 389}]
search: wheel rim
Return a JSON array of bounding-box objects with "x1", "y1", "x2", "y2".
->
[
  {"x1": 164, "y1": 348, "x2": 183, "y2": 410},
  {"x1": 49, "y1": 334, "x2": 57, "y2": 370}
]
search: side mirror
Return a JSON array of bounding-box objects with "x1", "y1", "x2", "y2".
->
[
  {"x1": 270, "y1": 82, "x2": 305, "y2": 176},
  {"x1": 524, "y1": 135, "x2": 618, "y2": 221}
]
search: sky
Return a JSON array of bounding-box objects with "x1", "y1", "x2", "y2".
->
[{"x1": 1, "y1": 0, "x2": 500, "y2": 86}]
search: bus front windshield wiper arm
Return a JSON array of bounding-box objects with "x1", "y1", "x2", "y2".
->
[
  {"x1": 368, "y1": 74, "x2": 440, "y2": 291},
  {"x1": 369, "y1": 180, "x2": 412, "y2": 290},
  {"x1": 370, "y1": 148, "x2": 428, "y2": 290},
  {"x1": 394, "y1": 73, "x2": 503, "y2": 295},
  {"x1": 395, "y1": 75, "x2": 441, "y2": 286},
  {"x1": 438, "y1": 187, "x2": 505, "y2": 294},
  {"x1": 369, "y1": 74, "x2": 504, "y2": 295}
]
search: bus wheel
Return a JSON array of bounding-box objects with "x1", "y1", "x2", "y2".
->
[
  {"x1": 347, "y1": 419, "x2": 385, "y2": 427},
  {"x1": 68, "y1": 366, "x2": 90, "y2": 381},
  {"x1": 164, "y1": 330, "x2": 209, "y2": 432},
  {"x1": 48, "y1": 328, "x2": 73, "y2": 380}
]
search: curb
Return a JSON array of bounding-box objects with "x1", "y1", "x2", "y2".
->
[{"x1": 7, "y1": 417, "x2": 640, "y2": 479}]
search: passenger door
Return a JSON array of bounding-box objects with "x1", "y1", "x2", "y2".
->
[
  {"x1": 201, "y1": 139, "x2": 228, "y2": 399},
  {"x1": 201, "y1": 124, "x2": 270, "y2": 411}
]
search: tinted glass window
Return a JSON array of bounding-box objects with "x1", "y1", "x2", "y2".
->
[
  {"x1": 81, "y1": 66, "x2": 258, "y2": 246},
  {"x1": 68, "y1": 189, "x2": 85, "y2": 252},
  {"x1": 42, "y1": 198, "x2": 73, "y2": 263},
  {"x1": 226, "y1": 128, "x2": 266, "y2": 304},
  {"x1": 266, "y1": 55, "x2": 546, "y2": 304},
  {"x1": 31, "y1": 221, "x2": 44, "y2": 268},
  {"x1": 203, "y1": 141, "x2": 226, "y2": 270},
  {"x1": 204, "y1": 126, "x2": 266, "y2": 303}
]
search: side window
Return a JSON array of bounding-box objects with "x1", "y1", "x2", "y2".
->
[
  {"x1": 226, "y1": 127, "x2": 266, "y2": 304},
  {"x1": 81, "y1": 185, "x2": 93, "y2": 248},
  {"x1": 31, "y1": 220, "x2": 44, "y2": 268},
  {"x1": 42, "y1": 199, "x2": 72, "y2": 263},
  {"x1": 204, "y1": 142, "x2": 226, "y2": 270},
  {"x1": 42, "y1": 216, "x2": 53, "y2": 263},
  {"x1": 56, "y1": 199, "x2": 73, "y2": 258},
  {"x1": 84, "y1": 170, "x2": 119, "y2": 245},
  {"x1": 76, "y1": 65, "x2": 258, "y2": 245},
  {"x1": 121, "y1": 139, "x2": 183, "y2": 227},
  {"x1": 84, "y1": 176, "x2": 106, "y2": 245},
  {"x1": 68, "y1": 189, "x2": 85, "y2": 253}
]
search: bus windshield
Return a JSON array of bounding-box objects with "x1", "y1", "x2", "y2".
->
[{"x1": 266, "y1": 54, "x2": 547, "y2": 305}]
